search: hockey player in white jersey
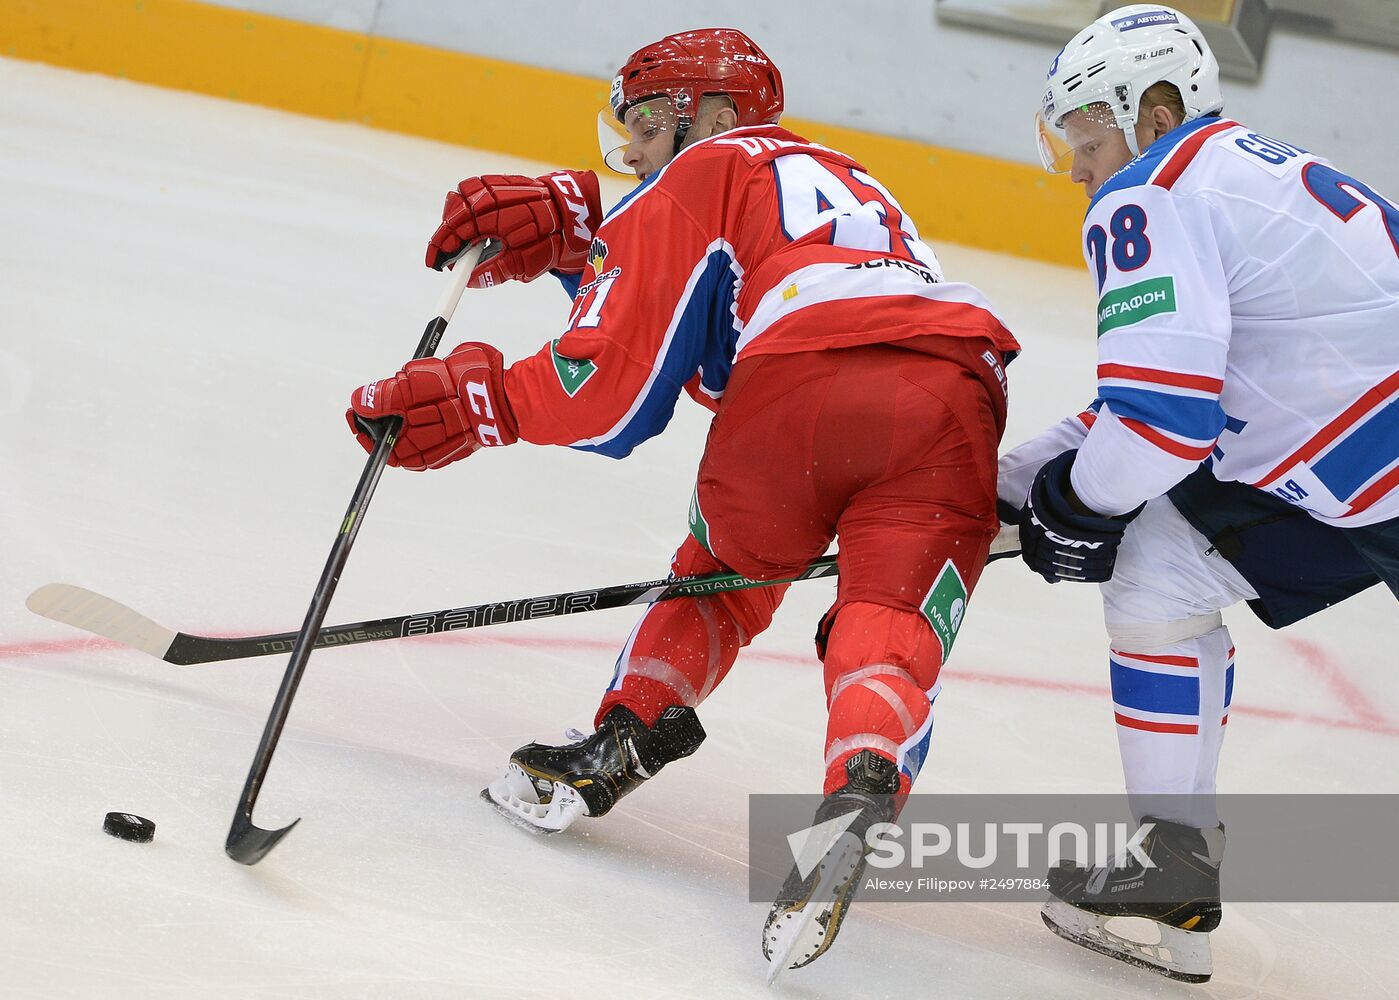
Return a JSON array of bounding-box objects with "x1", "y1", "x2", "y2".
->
[{"x1": 1003, "y1": 3, "x2": 1399, "y2": 983}]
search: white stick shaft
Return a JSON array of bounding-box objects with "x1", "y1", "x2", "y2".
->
[{"x1": 434, "y1": 242, "x2": 485, "y2": 322}]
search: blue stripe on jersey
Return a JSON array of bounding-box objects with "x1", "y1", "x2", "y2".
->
[
  {"x1": 572, "y1": 246, "x2": 741, "y2": 459},
  {"x1": 1110, "y1": 660, "x2": 1200, "y2": 716},
  {"x1": 1224, "y1": 663, "x2": 1234, "y2": 710},
  {"x1": 1099, "y1": 385, "x2": 1227, "y2": 442},
  {"x1": 699, "y1": 348, "x2": 734, "y2": 398},
  {"x1": 605, "y1": 171, "x2": 661, "y2": 220},
  {"x1": 1089, "y1": 115, "x2": 1225, "y2": 213},
  {"x1": 1215, "y1": 415, "x2": 1249, "y2": 460},
  {"x1": 1311, "y1": 396, "x2": 1399, "y2": 501}
]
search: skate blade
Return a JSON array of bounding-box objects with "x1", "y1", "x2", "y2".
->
[
  {"x1": 763, "y1": 837, "x2": 864, "y2": 984},
  {"x1": 1041, "y1": 898, "x2": 1212, "y2": 983},
  {"x1": 481, "y1": 764, "x2": 585, "y2": 835}
]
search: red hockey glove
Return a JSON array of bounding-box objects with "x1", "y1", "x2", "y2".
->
[
  {"x1": 346, "y1": 343, "x2": 518, "y2": 471},
  {"x1": 426, "y1": 170, "x2": 602, "y2": 286}
]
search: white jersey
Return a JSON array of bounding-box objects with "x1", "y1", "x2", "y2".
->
[{"x1": 1065, "y1": 116, "x2": 1399, "y2": 528}]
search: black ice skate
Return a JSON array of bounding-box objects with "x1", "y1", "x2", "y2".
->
[
  {"x1": 482, "y1": 705, "x2": 705, "y2": 834},
  {"x1": 1040, "y1": 816, "x2": 1225, "y2": 983},
  {"x1": 762, "y1": 749, "x2": 901, "y2": 983}
]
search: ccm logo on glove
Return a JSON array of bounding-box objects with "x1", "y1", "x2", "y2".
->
[
  {"x1": 548, "y1": 172, "x2": 596, "y2": 246},
  {"x1": 347, "y1": 343, "x2": 518, "y2": 471},
  {"x1": 464, "y1": 380, "x2": 507, "y2": 447},
  {"x1": 426, "y1": 170, "x2": 602, "y2": 286}
]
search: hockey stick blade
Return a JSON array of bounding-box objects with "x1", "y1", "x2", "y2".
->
[
  {"x1": 26, "y1": 583, "x2": 178, "y2": 660},
  {"x1": 226, "y1": 810, "x2": 300, "y2": 866},
  {"x1": 25, "y1": 526, "x2": 1020, "y2": 666}
]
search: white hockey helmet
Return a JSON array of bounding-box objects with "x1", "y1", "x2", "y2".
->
[{"x1": 1036, "y1": 5, "x2": 1224, "y2": 173}]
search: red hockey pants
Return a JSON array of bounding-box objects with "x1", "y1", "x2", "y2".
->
[{"x1": 597, "y1": 337, "x2": 1007, "y2": 794}]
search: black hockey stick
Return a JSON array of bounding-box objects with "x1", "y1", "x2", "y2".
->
[
  {"x1": 25, "y1": 560, "x2": 838, "y2": 665},
  {"x1": 222, "y1": 243, "x2": 487, "y2": 866},
  {"x1": 25, "y1": 528, "x2": 1019, "y2": 667}
]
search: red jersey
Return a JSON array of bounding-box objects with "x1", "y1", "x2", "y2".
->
[{"x1": 501, "y1": 125, "x2": 1020, "y2": 458}]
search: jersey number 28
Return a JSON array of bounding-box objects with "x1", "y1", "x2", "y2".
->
[{"x1": 1086, "y1": 204, "x2": 1151, "y2": 293}]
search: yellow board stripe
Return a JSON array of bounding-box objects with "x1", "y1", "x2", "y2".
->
[
  {"x1": 1, "y1": 0, "x2": 365, "y2": 115},
  {"x1": 1, "y1": 0, "x2": 1085, "y2": 266}
]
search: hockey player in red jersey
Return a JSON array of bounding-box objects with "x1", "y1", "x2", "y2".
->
[{"x1": 347, "y1": 28, "x2": 1019, "y2": 974}]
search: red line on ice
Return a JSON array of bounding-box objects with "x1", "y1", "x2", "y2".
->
[
  {"x1": 1283, "y1": 635, "x2": 1392, "y2": 728},
  {"x1": 0, "y1": 637, "x2": 117, "y2": 658},
  {"x1": 4, "y1": 630, "x2": 1396, "y2": 738}
]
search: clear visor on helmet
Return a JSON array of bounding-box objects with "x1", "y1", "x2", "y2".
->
[
  {"x1": 596, "y1": 96, "x2": 683, "y2": 174},
  {"x1": 1035, "y1": 101, "x2": 1127, "y2": 174}
]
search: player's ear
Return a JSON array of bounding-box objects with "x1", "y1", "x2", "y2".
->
[
  {"x1": 1149, "y1": 103, "x2": 1178, "y2": 140},
  {"x1": 712, "y1": 102, "x2": 739, "y2": 135}
]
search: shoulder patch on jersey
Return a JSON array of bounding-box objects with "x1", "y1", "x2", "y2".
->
[
  {"x1": 1098, "y1": 276, "x2": 1177, "y2": 335},
  {"x1": 551, "y1": 340, "x2": 598, "y2": 397},
  {"x1": 587, "y1": 237, "x2": 609, "y2": 276}
]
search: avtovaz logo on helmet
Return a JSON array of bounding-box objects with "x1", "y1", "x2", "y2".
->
[{"x1": 1111, "y1": 9, "x2": 1180, "y2": 32}]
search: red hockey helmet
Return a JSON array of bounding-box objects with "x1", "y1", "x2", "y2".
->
[{"x1": 609, "y1": 28, "x2": 784, "y2": 127}]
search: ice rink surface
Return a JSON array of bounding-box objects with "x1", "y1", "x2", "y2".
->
[{"x1": 2, "y1": 57, "x2": 1396, "y2": 999}]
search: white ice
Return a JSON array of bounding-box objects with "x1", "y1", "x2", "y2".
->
[{"x1": 2, "y1": 57, "x2": 1396, "y2": 1000}]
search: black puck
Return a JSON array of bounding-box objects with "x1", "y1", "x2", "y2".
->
[{"x1": 103, "y1": 812, "x2": 155, "y2": 843}]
